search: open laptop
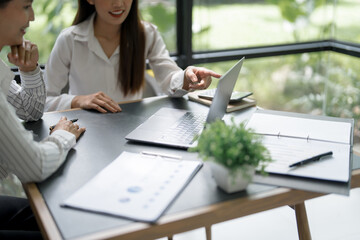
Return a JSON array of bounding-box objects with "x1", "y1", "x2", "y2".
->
[{"x1": 125, "y1": 57, "x2": 245, "y2": 149}]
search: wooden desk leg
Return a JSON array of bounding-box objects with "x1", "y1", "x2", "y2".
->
[
  {"x1": 205, "y1": 225, "x2": 212, "y2": 240},
  {"x1": 167, "y1": 235, "x2": 173, "y2": 240},
  {"x1": 294, "y1": 202, "x2": 312, "y2": 240}
]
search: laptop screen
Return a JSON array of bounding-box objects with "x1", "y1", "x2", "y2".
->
[{"x1": 206, "y1": 57, "x2": 244, "y2": 123}]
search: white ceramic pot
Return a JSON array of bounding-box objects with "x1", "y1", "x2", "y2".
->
[{"x1": 208, "y1": 161, "x2": 255, "y2": 194}]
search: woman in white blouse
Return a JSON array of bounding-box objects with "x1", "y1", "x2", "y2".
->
[
  {"x1": 45, "y1": 0, "x2": 221, "y2": 112},
  {"x1": 0, "y1": 0, "x2": 85, "y2": 238}
]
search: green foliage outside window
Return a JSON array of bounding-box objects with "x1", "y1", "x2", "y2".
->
[
  {"x1": 265, "y1": 0, "x2": 331, "y2": 40},
  {"x1": 199, "y1": 51, "x2": 360, "y2": 144},
  {"x1": 29, "y1": 0, "x2": 76, "y2": 63},
  {"x1": 140, "y1": 2, "x2": 176, "y2": 51}
]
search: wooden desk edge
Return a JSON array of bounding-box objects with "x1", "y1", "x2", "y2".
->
[
  {"x1": 24, "y1": 183, "x2": 63, "y2": 240},
  {"x1": 25, "y1": 168, "x2": 360, "y2": 240},
  {"x1": 74, "y1": 188, "x2": 325, "y2": 240},
  {"x1": 351, "y1": 168, "x2": 360, "y2": 188}
]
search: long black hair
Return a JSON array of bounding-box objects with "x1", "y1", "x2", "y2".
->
[
  {"x1": 73, "y1": 0, "x2": 145, "y2": 96},
  {"x1": 0, "y1": 0, "x2": 12, "y2": 9}
]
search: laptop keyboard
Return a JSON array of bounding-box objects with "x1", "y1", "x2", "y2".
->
[{"x1": 162, "y1": 112, "x2": 206, "y2": 144}]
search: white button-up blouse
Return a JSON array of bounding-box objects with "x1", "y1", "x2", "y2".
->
[{"x1": 45, "y1": 13, "x2": 186, "y2": 111}]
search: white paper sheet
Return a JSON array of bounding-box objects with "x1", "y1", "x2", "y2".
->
[{"x1": 62, "y1": 152, "x2": 202, "y2": 222}]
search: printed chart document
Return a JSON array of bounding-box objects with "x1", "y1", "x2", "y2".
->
[
  {"x1": 246, "y1": 109, "x2": 353, "y2": 182},
  {"x1": 62, "y1": 151, "x2": 203, "y2": 222}
]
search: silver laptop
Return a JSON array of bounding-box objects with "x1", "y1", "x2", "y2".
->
[{"x1": 125, "y1": 57, "x2": 245, "y2": 149}]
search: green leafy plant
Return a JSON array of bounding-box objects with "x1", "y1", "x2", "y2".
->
[{"x1": 189, "y1": 118, "x2": 272, "y2": 176}]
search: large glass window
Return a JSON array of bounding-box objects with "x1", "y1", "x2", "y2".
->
[
  {"x1": 334, "y1": 0, "x2": 360, "y2": 44},
  {"x1": 193, "y1": 0, "x2": 338, "y2": 51},
  {"x1": 196, "y1": 52, "x2": 360, "y2": 145},
  {"x1": 140, "y1": 0, "x2": 177, "y2": 53}
]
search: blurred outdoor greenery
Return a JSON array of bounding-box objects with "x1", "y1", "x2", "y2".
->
[
  {"x1": 0, "y1": 0, "x2": 359, "y2": 197},
  {"x1": 193, "y1": 0, "x2": 360, "y2": 50}
]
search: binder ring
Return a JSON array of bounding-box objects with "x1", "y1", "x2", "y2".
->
[
  {"x1": 307, "y1": 135, "x2": 310, "y2": 142},
  {"x1": 277, "y1": 132, "x2": 281, "y2": 138}
]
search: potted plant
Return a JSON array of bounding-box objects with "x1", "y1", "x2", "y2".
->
[{"x1": 190, "y1": 118, "x2": 272, "y2": 193}]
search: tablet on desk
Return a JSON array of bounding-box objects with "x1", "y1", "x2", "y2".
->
[{"x1": 198, "y1": 89, "x2": 253, "y2": 103}]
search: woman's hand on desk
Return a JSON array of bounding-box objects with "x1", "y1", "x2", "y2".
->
[
  {"x1": 71, "y1": 91, "x2": 122, "y2": 113},
  {"x1": 50, "y1": 117, "x2": 86, "y2": 140},
  {"x1": 183, "y1": 67, "x2": 221, "y2": 91}
]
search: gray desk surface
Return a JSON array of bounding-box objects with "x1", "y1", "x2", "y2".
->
[{"x1": 23, "y1": 96, "x2": 355, "y2": 239}]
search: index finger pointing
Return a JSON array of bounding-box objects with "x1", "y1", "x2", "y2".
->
[
  {"x1": 210, "y1": 71, "x2": 221, "y2": 78},
  {"x1": 201, "y1": 69, "x2": 222, "y2": 78}
]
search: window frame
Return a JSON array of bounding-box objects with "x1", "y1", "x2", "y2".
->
[{"x1": 174, "y1": 0, "x2": 360, "y2": 69}]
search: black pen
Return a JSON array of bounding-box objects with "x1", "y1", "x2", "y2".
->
[
  {"x1": 49, "y1": 119, "x2": 78, "y2": 131},
  {"x1": 289, "y1": 151, "x2": 333, "y2": 168}
]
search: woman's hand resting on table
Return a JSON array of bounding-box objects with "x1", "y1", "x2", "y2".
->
[
  {"x1": 71, "y1": 91, "x2": 122, "y2": 113},
  {"x1": 50, "y1": 116, "x2": 86, "y2": 140}
]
